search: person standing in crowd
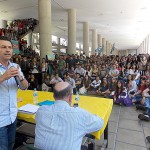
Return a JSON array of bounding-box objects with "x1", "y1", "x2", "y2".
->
[
  {"x1": 35, "y1": 82, "x2": 104, "y2": 150},
  {"x1": 58, "y1": 55, "x2": 66, "y2": 78},
  {"x1": 0, "y1": 36, "x2": 28, "y2": 150}
]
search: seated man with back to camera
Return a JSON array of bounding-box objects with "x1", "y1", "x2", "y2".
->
[{"x1": 35, "y1": 82, "x2": 104, "y2": 150}]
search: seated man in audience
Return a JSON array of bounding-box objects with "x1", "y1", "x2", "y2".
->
[
  {"x1": 75, "y1": 73, "x2": 82, "y2": 92},
  {"x1": 90, "y1": 76, "x2": 101, "y2": 92},
  {"x1": 50, "y1": 73, "x2": 63, "y2": 90},
  {"x1": 64, "y1": 72, "x2": 76, "y2": 94},
  {"x1": 109, "y1": 64, "x2": 119, "y2": 79},
  {"x1": 138, "y1": 87, "x2": 150, "y2": 121},
  {"x1": 35, "y1": 82, "x2": 104, "y2": 150},
  {"x1": 74, "y1": 64, "x2": 85, "y2": 77}
]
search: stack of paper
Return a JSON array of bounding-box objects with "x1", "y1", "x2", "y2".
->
[{"x1": 18, "y1": 104, "x2": 39, "y2": 114}]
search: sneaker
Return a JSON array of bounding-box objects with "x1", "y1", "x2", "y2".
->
[
  {"x1": 143, "y1": 112, "x2": 149, "y2": 115},
  {"x1": 136, "y1": 105, "x2": 146, "y2": 111},
  {"x1": 146, "y1": 136, "x2": 150, "y2": 143},
  {"x1": 138, "y1": 114, "x2": 150, "y2": 121}
]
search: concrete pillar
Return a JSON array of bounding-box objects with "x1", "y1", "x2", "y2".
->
[
  {"x1": 0, "y1": 20, "x2": 7, "y2": 28},
  {"x1": 126, "y1": 49, "x2": 129, "y2": 56},
  {"x1": 68, "y1": 9, "x2": 76, "y2": 55},
  {"x1": 83, "y1": 22, "x2": 89, "y2": 57},
  {"x1": 109, "y1": 43, "x2": 112, "y2": 55},
  {"x1": 26, "y1": 33, "x2": 32, "y2": 47},
  {"x1": 102, "y1": 38, "x2": 106, "y2": 55},
  {"x1": 98, "y1": 34, "x2": 102, "y2": 47},
  {"x1": 92, "y1": 29, "x2": 97, "y2": 55},
  {"x1": 57, "y1": 38, "x2": 61, "y2": 56},
  {"x1": 38, "y1": 0, "x2": 52, "y2": 59},
  {"x1": 106, "y1": 41, "x2": 109, "y2": 56}
]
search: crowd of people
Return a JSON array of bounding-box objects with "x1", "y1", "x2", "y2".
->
[
  {"x1": 0, "y1": 18, "x2": 37, "y2": 40},
  {"x1": 0, "y1": 35, "x2": 150, "y2": 150},
  {"x1": 11, "y1": 52, "x2": 150, "y2": 121}
]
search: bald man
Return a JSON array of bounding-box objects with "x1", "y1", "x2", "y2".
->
[{"x1": 35, "y1": 82, "x2": 104, "y2": 150}]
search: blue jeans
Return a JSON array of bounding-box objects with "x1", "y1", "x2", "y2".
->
[
  {"x1": 132, "y1": 94, "x2": 143, "y2": 102},
  {"x1": 145, "y1": 98, "x2": 150, "y2": 115},
  {"x1": 0, "y1": 119, "x2": 17, "y2": 150}
]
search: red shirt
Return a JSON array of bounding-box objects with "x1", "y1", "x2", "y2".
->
[{"x1": 139, "y1": 85, "x2": 146, "y2": 92}]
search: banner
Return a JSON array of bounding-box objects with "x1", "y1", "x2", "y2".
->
[
  {"x1": 46, "y1": 54, "x2": 55, "y2": 60},
  {"x1": 11, "y1": 40, "x2": 20, "y2": 54}
]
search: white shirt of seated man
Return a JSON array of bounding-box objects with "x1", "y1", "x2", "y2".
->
[{"x1": 35, "y1": 82, "x2": 104, "y2": 150}]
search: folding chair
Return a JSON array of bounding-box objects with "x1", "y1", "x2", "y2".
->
[{"x1": 23, "y1": 142, "x2": 41, "y2": 150}]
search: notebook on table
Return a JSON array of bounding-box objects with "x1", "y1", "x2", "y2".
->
[
  {"x1": 38, "y1": 100, "x2": 55, "y2": 106},
  {"x1": 18, "y1": 104, "x2": 39, "y2": 114}
]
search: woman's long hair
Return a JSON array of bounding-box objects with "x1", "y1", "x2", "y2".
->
[{"x1": 116, "y1": 80, "x2": 124, "y2": 98}]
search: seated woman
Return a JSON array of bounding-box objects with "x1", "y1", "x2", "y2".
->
[
  {"x1": 131, "y1": 78, "x2": 146, "y2": 103},
  {"x1": 114, "y1": 80, "x2": 132, "y2": 106},
  {"x1": 126, "y1": 74, "x2": 138, "y2": 96},
  {"x1": 108, "y1": 77, "x2": 117, "y2": 98},
  {"x1": 90, "y1": 65, "x2": 99, "y2": 81},
  {"x1": 129, "y1": 64, "x2": 140, "y2": 84},
  {"x1": 96, "y1": 78, "x2": 110, "y2": 97},
  {"x1": 142, "y1": 65, "x2": 150, "y2": 78},
  {"x1": 118, "y1": 65, "x2": 127, "y2": 83},
  {"x1": 28, "y1": 74, "x2": 38, "y2": 90},
  {"x1": 42, "y1": 74, "x2": 51, "y2": 91},
  {"x1": 79, "y1": 75, "x2": 91, "y2": 95}
]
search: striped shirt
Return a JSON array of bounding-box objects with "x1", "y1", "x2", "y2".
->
[
  {"x1": 35, "y1": 100, "x2": 104, "y2": 150},
  {"x1": 0, "y1": 61, "x2": 24, "y2": 127}
]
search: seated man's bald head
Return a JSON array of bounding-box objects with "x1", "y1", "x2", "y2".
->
[
  {"x1": 54, "y1": 82, "x2": 70, "y2": 92},
  {"x1": 53, "y1": 82, "x2": 73, "y2": 100}
]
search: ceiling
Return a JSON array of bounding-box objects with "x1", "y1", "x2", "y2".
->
[{"x1": 0, "y1": 0, "x2": 150, "y2": 50}]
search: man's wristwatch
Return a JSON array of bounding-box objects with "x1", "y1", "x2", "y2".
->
[{"x1": 20, "y1": 76, "x2": 24, "y2": 82}]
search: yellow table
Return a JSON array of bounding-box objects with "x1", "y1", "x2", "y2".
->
[{"x1": 17, "y1": 90, "x2": 113, "y2": 142}]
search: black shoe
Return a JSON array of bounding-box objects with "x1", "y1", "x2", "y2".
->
[
  {"x1": 146, "y1": 136, "x2": 150, "y2": 143},
  {"x1": 136, "y1": 105, "x2": 146, "y2": 111},
  {"x1": 138, "y1": 114, "x2": 150, "y2": 121},
  {"x1": 143, "y1": 112, "x2": 149, "y2": 115}
]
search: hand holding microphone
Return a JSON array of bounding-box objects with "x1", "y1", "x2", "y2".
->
[{"x1": 2, "y1": 67, "x2": 19, "y2": 81}]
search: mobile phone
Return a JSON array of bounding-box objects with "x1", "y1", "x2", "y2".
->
[{"x1": 73, "y1": 103, "x2": 78, "y2": 107}]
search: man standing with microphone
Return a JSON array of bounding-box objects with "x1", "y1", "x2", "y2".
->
[{"x1": 0, "y1": 36, "x2": 28, "y2": 150}]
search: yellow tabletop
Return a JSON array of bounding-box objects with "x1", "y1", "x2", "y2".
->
[{"x1": 17, "y1": 90, "x2": 113, "y2": 140}]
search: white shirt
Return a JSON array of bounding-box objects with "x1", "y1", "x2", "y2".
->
[{"x1": 35, "y1": 100, "x2": 104, "y2": 150}]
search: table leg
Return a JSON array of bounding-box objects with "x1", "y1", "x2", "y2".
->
[{"x1": 101, "y1": 123, "x2": 108, "y2": 150}]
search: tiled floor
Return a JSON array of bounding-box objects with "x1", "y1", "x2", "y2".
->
[
  {"x1": 16, "y1": 105, "x2": 150, "y2": 150},
  {"x1": 95, "y1": 105, "x2": 150, "y2": 150}
]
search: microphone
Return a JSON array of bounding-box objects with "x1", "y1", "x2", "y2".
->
[
  {"x1": 14, "y1": 76, "x2": 22, "y2": 88},
  {"x1": 10, "y1": 66, "x2": 23, "y2": 88}
]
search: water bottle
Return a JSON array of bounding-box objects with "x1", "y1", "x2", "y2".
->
[
  {"x1": 75, "y1": 91, "x2": 80, "y2": 101},
  {"x1": 33, "y1": 88, "x2": 38, "y2": 104},
  {"x1": 74, "y1": 91, "x2": 80, "y2": 107}
]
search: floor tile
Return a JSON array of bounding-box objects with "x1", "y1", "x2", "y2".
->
[
  {"x1": 115, "y1": 141, "x2": 147, "y2": 150},
  {"x1": 116, "y1": 128, "x2": 146, "y2": 147},
  {"x1": 143, "y1": 126, "x2": 150, "y2": 137},
  {"x1": 120, "y1": 106, "x2": 141, "y2": 113},
  {"x1": 118, "y1": 119, "x2": 143, "y2": 131},
  {"x1": 141, "y1": 120, "x2": 150, "y2": 128},
  {"x1": 109, "y1": 121, "x2": 118, "y2": 133},
  {"x1": 109, "y1": 113, "x2": 119, "y2": 122},
  {"x1": 119, "y1": 111, "x2": 139, "y2": 121},
  {"x1": 111, "y1": 105, "x2": 120, "y2": 114},
  {"x1": 96, "y1": 132, "x2": 116, "y2": 149}
]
